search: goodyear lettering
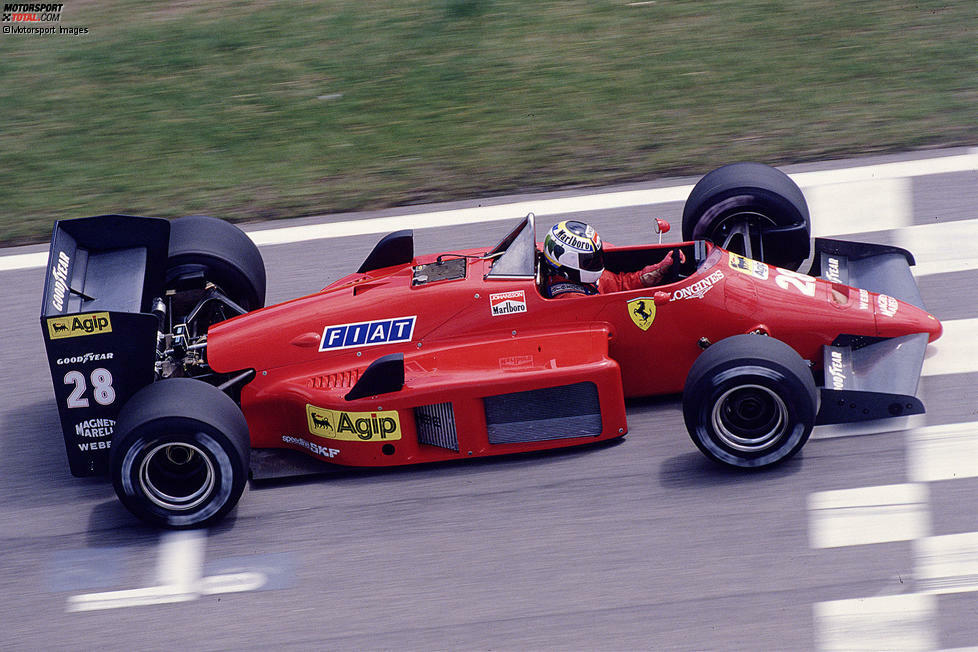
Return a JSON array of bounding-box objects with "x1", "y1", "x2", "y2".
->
[
  {"x1": 281, "y1": 435, "x2": 339, "y2": 458},
  {"x1": 50, "y1": 250, "x2": 70, "y2": 312},
  {"x1": 46, "y1": 312, "x2": 112, "y2": 340},
  {"x1": 670, "y1": 270, "x2": 725, "y2": 301},
  {"x1": 75, "y1": 418, "x2": 115, "y2": 438},
  {"x1": 305, "y1": 404, "x2": 402, "y2": 442},
  {"x1": 827, "y1": 350, "x2": 846, "y2": 390},
  {"x1": 320, "y1": 316, "x2": 415, "y2": 351},
  {"x1": 825, "y1": 257, "x2": 842, "y2": 283},
  {"x1": 56, "y1": 352, "x2": 114, "y2": 365}
]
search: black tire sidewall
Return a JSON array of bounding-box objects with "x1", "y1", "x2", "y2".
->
[
  {"x1": 113, "y1": 418, "x2": 246, "y2": 529},
  {"x1": 681, "y1": 163, "x2": 811, "y2": 271},
  {"x1": 683, "y1": 335, "x2": 816, "y2": 468},
  {"x1": 110, "y1": 378, "x2": 250, "y2": 529},
  {"x1": 166, "y1": 215, "x2": 266, "y2": 311},
  {"x1": 685, "y1": 188, "x2": 803, "y2": 240}
]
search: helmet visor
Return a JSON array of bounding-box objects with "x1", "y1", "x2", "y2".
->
[{"x1": 578, "y1": 248, "x2": 604, "y2": 272}]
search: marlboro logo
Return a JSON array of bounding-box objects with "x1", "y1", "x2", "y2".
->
[{"x1": 489, "y1": 290, "x2": 527, "y2": 316}]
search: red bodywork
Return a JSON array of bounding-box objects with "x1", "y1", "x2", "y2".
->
[{"x1": 206, "y1": 217, "x2": 941, "y2": 469}]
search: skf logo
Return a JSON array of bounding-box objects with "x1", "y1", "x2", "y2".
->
[
  {"x1": 306, "y1": 404, "x2": 402, "y2": 442},
  {"x1": 489, "y1": 290, "x2": 527, "y2": 316},
  {"x1": 320, "y1": 316, "x2": 416, "y2": 351},
  {"x1": 627, "y1": 297, "x2": 656, "y2": 331},
  {"x1": 282, "y1": 435, "x2": 339, "y2": 458},
  {"x1": 46, "y1": 312, "x2": 112, "y2": 340}
]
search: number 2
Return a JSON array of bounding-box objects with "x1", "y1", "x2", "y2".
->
[
  {"x1": 63, "y1": 368, "x2": 115, "y2": 408},
  {"x1": 775, "y1": 269, "x2": 816, "y2": 297}
]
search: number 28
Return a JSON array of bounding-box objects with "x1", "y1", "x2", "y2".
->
[{"x1": 64, "y1": 368, "x2": 116, "y2": 408}]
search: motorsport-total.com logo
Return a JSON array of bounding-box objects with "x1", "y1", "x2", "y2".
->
[{"x1": 2, "y1": 3, "x2": 89, "y2": 35}]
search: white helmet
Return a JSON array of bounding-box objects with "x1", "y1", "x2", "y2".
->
[{"x1": 543, "y1": 220, "x2": 604, "y2": 284}]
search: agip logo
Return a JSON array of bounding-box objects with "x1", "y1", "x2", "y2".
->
[
  {"x1": 728, "y1": 253, "x2": 769, "y2": 280},
  {"x1": 306, "y1": 404, "x2": 402, "y2": 442},
  {"x1": 46, "y1": 312, "x2": 112, "y2": 340}
]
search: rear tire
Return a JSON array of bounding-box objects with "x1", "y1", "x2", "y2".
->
[
  {"x1": 110, "y1": 378, "x2": 250, "y2": 529},
  {"x1": 166, "y1": 215, "x2": 266, "y2": 312},
  {"x1": 682, "y1": 162, "x2": 811, "y2": 272},
  {"x1": 683, "y1": 334, "x2": 817, "y2": 468}
]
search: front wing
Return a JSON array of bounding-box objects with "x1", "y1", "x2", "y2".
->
[{"x1": 812, "y1": 238, "x2": 931, "y2": 424}]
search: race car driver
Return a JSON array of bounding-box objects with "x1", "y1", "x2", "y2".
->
[{"x1": 542, "y1": 220, "x2": 682, "y2": 298}]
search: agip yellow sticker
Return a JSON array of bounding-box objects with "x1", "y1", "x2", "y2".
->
[
  {"x1": 46, "y1": 312, "x2": 112, "y2": 340},
  {"x1": 306, "y1": 404, "x2": 401, "y2": 442},
  {"x1": 728, "y1": 253, "x2": 769, "y2": 280}
]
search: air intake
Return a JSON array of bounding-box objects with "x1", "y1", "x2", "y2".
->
[
  {"x1": 415, "y1": 402, "x2": 459, "y2": 451},
  {"x1": 484, "y1": 382, "x2": 602, "y2": 444}
]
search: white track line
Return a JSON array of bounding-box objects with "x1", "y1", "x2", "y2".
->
[
  {"x1": 921, "y1": 318, "x2": 978, "y2": 378},
  {"x1": 808, "y1": 177, "x2": 911, "y2": 237},
  {"x1": 67, "y1": 530, "x2": 266, "y2": 612},
  {"x1": 3, "y1": 151, "x2": 977, "y2": 272},
  {"x1": 900, "y1": 220, "x2": 978, "y2": 277},
  {"x1": 908, "y1": 421, "x2": 978, "y2": 483},
  {"x1": 813, "y1": 593, "x2": 937, "y2": 652},
  {"x1": 808, "y1": 483, "x2": 930, "y2": 549},
  {"x1": 914, "y1": 532, "x2": 978, "y2": 596},
  {"x1": 0, "y1": 251, "x2": 47, "y2": 272},
  {"x1": 67, "y1": 530, "x2": 206, "y2": 611}
]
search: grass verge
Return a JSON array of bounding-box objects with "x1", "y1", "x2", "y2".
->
[{"x1": 1, "y1": 0, "x2": 975, "y2": 244}]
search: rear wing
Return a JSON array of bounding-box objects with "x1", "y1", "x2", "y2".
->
[
  {"x1": 811, "y1": 238, "x2": 930, "y2": 425},
  {"x1": 40, "y1": 215, "x2": 170, "y2": 476}
]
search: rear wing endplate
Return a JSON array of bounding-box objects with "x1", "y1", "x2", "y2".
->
[{"x1": 40, "y1": 215, "x2": 170, "y2": 476}]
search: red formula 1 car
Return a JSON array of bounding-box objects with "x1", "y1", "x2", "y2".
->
[{"x1": 40, "y1": 163, "x2": 942, "y2": 528}]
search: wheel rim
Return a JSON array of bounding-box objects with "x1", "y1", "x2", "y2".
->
[
  {"x1": 711, "y1": 384, "x2": 788, "y2": 452},
  {"x1": 138, "y1": 441, "x2": 216, "y2": 511},
  {"x1": 709, "y1": 211, "x2": 777, "y2": 261}
]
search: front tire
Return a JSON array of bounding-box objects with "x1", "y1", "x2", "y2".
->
[
  {"x1": 682, "y1": 162, "x2": 811, "y2": 271},
  {"x1": 110, "y1": 379, "x2": 250, "y2": 529},
  {"x1": 683, "y1": 334, "x2": 817, "y2": 468}
]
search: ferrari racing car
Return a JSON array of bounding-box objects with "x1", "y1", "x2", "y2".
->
[{"x1": 40, "y1": 163, "x2": 942, "y2": 528}]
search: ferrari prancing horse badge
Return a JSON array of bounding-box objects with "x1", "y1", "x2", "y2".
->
[{"x1": 627, "y1": 297, "x2": 656, "y2": 331}]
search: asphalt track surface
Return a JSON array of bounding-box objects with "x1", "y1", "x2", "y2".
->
[{"x1": 1, "y1": 148, "x2": 976, "y2": 651}]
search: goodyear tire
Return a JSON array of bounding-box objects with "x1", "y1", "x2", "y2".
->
[
  {"x1": 166, "y1": 215, "x2": 266, "y2": 312},
  {"x1": 682, "y1": 162, "x2": 811, "y2": 272},
  {"x1": 683, "y1": 334, "x2": 817, "y2": 468},
  {"x1": 110, "y1": 378, "x2": 250, "y2": 529}
]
